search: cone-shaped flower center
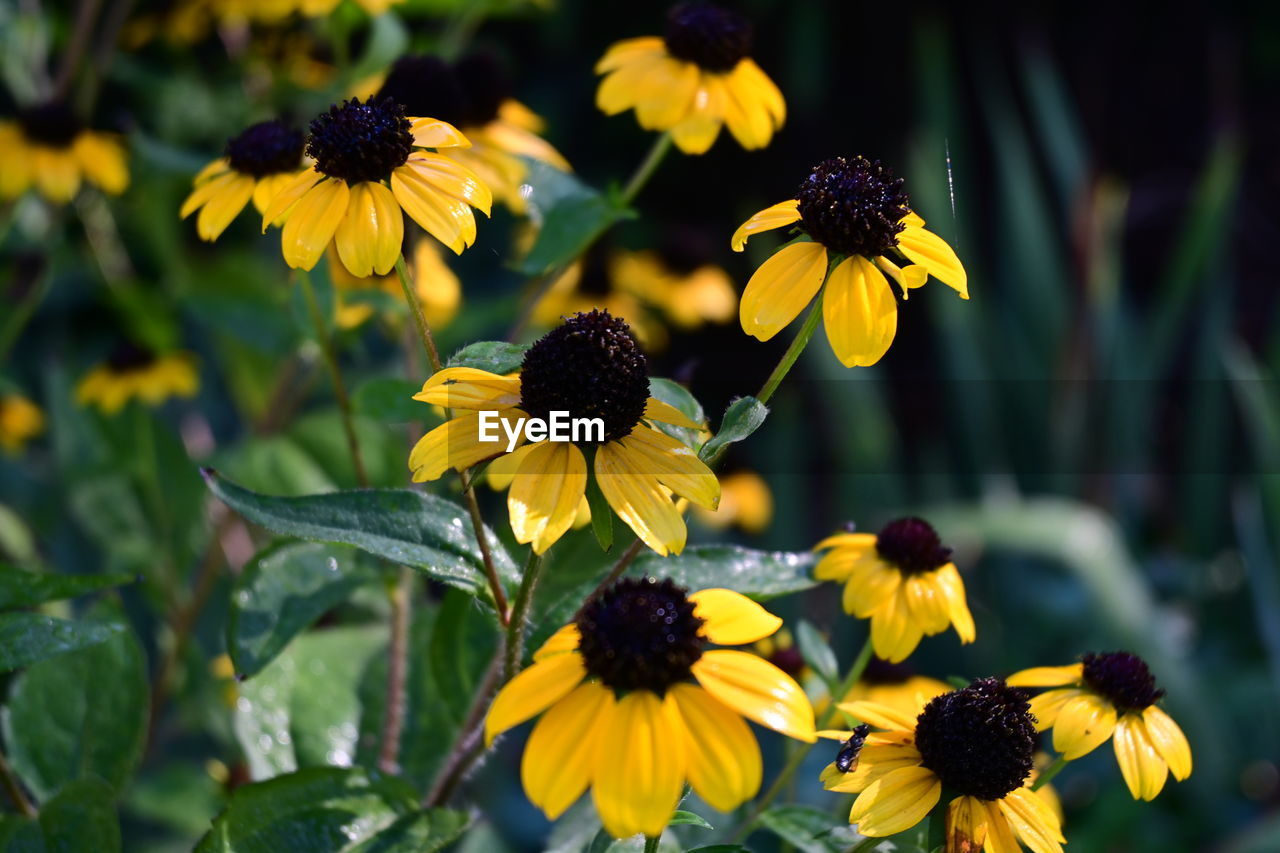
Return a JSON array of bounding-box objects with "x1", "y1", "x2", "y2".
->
[
  {"x1": 914, "y1": 678, "x2": 1036, "y2": 801},
  {"x1": 376, "y1": 56, "x2": 470, "y2": 128},
  {"x1": 519, "y1": 309, "x2": 650, "y2": 444},
  {"x1": 576, "y1": 577, "x2": 705, "y2": 693},
  {"x1": 17, "y1": 102, "x2": 83, "y2": 148},
  {"x1": 796, "y1": 156, "x2": 910, "y2": 259},
  {"x1": 307, "y1": 97, "x2": 413, "y2": 185},
  {"x1": 875, "y1": 517, "x2": 952, "y2": 575},
  {"x1": 663, "y1": 2, "x2": 753, "y2": 72},
  {"x1": 1081, "y1": 651, "x2": 1165, "y2": 712},
  {"x1": 106, "y1": 341, "x2": 158, "y2": 373},
  {"x1": 225, "y1": 120, "x2": 304, "y2": 178}
]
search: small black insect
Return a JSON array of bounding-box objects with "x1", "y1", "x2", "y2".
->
[{"x1": 835, "y1": 723, "x2": 871, "y2": 773}]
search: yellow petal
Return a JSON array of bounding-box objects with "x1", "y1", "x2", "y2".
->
[
  {"x1": 413, "y1": 367, "x2": 522, "y2": 410},
  {"x1": 594, "y1": 440, "x2": 686, "y2": 556},
  {"x1": 823, "y1": 255, "x2": 897, "y2": 368},
  {"x1": 644, "y1": 397, "x2": 703, "y2": 430},
  {"x1": 533, "y1": 624, "x2": 581, "y2": 661},
  {"x1": 1142, "y1": 705, "x2": 1192, "y2": 781},
  {"x1": 410, "y1": 118, "x2": 472, "y2": 149},
  {"x1": 998, "y1": 788, "x2": 1066, "y2": 852},
  {"x1": 1113, "y1": 712, "x2": 1169, "y2": 800},
  {"x1": 670, "y1": 684, "x2": 761, "y2": 813},
  {"x1": 740, "y1": 241, "x2": 828, "y2": 341},
  {"x1": 522, "y1": 681, "x2": 610, "y2": 819},
  {"x1": 1007, "y1": 664, "x2": 1084, "y2": 688},
  {"x1": 261, "y1": 168, "x2": 323, "y2": 229},
  {"x1": 334, "y1": 181, "x2": 403, "y2": 277},
  {"x1": 688, "y1": 588, "x2": 782, "y2": 645},
  {"x1": 731, "y1": 199, "x2": 801, "y2": 252},
  {"x1": 1052, "y1": 692, "x2": 1117, "y2": 759},
  {"x1": 616, "y1": 425, "x2": 720, "y2": 509},
  {"x1": 484, "y1": 651, "x2": 586, "y2": 744},
  {"x1": 591, "y1": 690, "x2": 686, "y2": 839},
  {"x1": 897, "y1": 226, "x2": 968, "y2": 299},
  {"x1": 508, "y1": 442, "x2": 588, "y2": 554},
  {"x1": 280, "y1": 178, "x2": 349, "y2": 270},
  {"x1": 691, "y1": 649, "x2": 815, "y2": 742},
  {"x1": 849, "y1": 765, "x2": 940, "y2": 837},
  {"x1": 1028, "y1": 688, "x2": 1084, "y2": 732}
]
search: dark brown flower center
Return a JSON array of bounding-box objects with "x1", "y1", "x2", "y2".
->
[
  {"x1": 575, "y1": 577, "x2": 704, "y2": 694},
  {"x1": 914, "y1": 678, "x2": 1036, "y2": 801}
]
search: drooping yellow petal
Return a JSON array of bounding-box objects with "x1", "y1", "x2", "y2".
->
[
  {"x1": 484, "y1": 651, "x2": 586, "y2": 744},
  {"x1": 849, "y1": 765, "x2": 940, "y2": 837},
  {"x1": 1113, "y1": 712, "x2": 1169, "y2": 800},
  {"x1": 522, "y1": 681, "x2": 610, "y2": 819},
  {"x1": 408, "y1": 410, "x2": 520, "y2": 481},
  {"x1": 1007, "y1": 664, "x2": 1084, "y2": 688},
  {"x1": 261, "y1": 168, "x2": 323, "y2": 229},
  {"x1": 1028, "y1": 688, "x2": 1084, "y2": 732},
  {"x1": 508, "y1": 441, "x2": 588, "y2": 554},
  {"x1": 1052, "y1": 692, "x2": 1117, "y2": 759},
  {"x1": 533, "y1": 624, "x2": 581, "y2": 661},
  {"x1": 691, "y1": 649, "x2": 815, "y2": 742},
  {"x1": 616, "y1": 425, "x2": 719, "y2": 509},
  {"x1": 1142, "y1": 705, "x2": 1192, "y2": 780},
  {"x1": 688, "y1": 588, "x2": 782, "y2": 645},
  {"x1": 897, "y1": 225, "x2": 968, "y2": 299},
  {"x1": 591, "y1": 690, "x2": 686, "y2": 839},
  {"x1": 334, "y1": 181, "x2": 403, "y2": 277},
  {"x1": 413, "y1": 367, "x2": 522, "y2": 410},
  {"x1": 931, "y1": 563, "x2": 976, "y2": 643},
  {"x1": 740, "y1": 241, "x2": 828, "y2": 341},
  {"x1": 998, "y1": 788, "x2": 1066, "y2": 853},
  {"x1": 644, "y1": 397, "x2": 703, "y2": 430},
  {"x1": 669, "y1": 684, "x2": 762, "y2": 813},
  {"x1": 823, "y1": 255, "x2": 898, "y2": 368},
  {"x1": 410, "y1": 118, "x2": 472, "y2": 150},
  {"x1": 279, "y1": 178, "x2": 349, "y2": 270},
  {"x1": 730, "y1": 200, "x2": 800, "y2": 252},
  {"x1": 595, "y1": 440, "x2": 686, "y2": 556}
]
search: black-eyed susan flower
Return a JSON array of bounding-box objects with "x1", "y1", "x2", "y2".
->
[
  {"x1": 1009, "y1": 652, "x2": 1192, "y2": 800},
  {"x1": 821, "y1": 678, "x2": 1065, "y2": 852},
  {"x1": 595, "y1": 2, "x2": 785, "y2": 154},
  {"x1": 261, "y1": 97, "x2": 491, "y2": 278},
  {"x1": 485, "y1": 577, "x2": 816, "y2": 837},
  {"x1": 375, "y1": 53, "x2": 571, "y2": 213},
  {"x1": 76, "y1": 343, "x2": 198, "y2": 415},
  {"x1": 0, "y1": 102, "x2": 128, "y2": 204},
  {"x1": 732, "y1": 156, "x2": 967, "y2": 367},
  {"x1": 693, "y1": 469, "x2": 772, "y2": 534},
  {"x1": 330, "y1": 238, "x2": 461, "y2": 331},
  {"x1": 181, "y1": 120, "x2": 305, "y2": 241},
  {"x1": 0, "y1": 393, "x2": 44, "y2": 453},
  {"x1": 409, "y1": 310, "x2": 718, "y2": 556},
  {"x1": 815, "y1": 518, "x2": 975, "y2": 663},
  {"x1": 841, "y1": 657, "x2": 951, "y2": 721}
]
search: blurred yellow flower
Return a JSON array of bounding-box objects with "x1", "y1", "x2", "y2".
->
[
  {"x1": 693, "y1": 469, "x2": 772, "y2": 534},
  {"x1": 330, "y1": 238, "x2": 461, "y2": 331},
  {"x1": 0, "y1": 394, "x2": 45, "y2": 453},
  {"x1": 0, "y1": 102, "x2": 128, "y2": 204},
  {"x1": 76, "y1": 344, "x2": 198, "y2": 415},
  {"x1": 595, "y1": 2, "x2": 785, "y2": 154}
]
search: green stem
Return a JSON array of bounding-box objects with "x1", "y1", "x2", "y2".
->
[
  {"x1": 620, "y1": 132, "x2": 673, "y2": 206},
  {"x1": 642, "y1": 835, "x2": 660, "y2": 853},
  {"x1": 756, "y1": 290, "x2": 825, "y2": 406},
  {"x1": 729, "y1": 636, "x2": 874, "y2": 843},
  {"x1": 378, "y1": 567, "x2": 413, "y2": 774},
  {"x1": 298, "y1": 269, "x2": 369, "y2": 487},
  {"x1": 503, "y1": 550, "x2": 546, "y2": 681},
  {"x1": 395, "y1": 253, "x2": 443, "y2": 373},
  {"x1": 1031, "y1": 754, "x2": 1068, "y2": 791}
]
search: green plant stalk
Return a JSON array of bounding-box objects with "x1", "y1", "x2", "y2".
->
[
  {"x1": 503, "y1": 550, "x2": 546, "y2": 681},
  {"x1": 297, "y1": 269, "x2": 369, "y2": 488},
  {"x1": 1030, "y1": 754, "x2": 1067, "y2": 791},
  {"x1": 756, "y1": 290, "x2": 826, "y2": 406},
  {"x1": 378, "y1": 567, "x2": 414, "y2": 775},
  {"x1": 729, "y1": 635, "x2": 874, "y2": 842}
]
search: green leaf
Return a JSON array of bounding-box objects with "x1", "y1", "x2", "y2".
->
[
  {"x1": 202, "y1": 470, "x2": 519, "y2": 604},
  {"x1": 447, "y1": 341, "x2": 529, "y2": 375},
  {"x1": 516, "y1": 162, "x2": 630, "y2": 277},
  {"x1": 353, "y1": 378, "x2": 429, "y2": 424},
  {"x1": 194, "y1": 767, "x2": 422, "y2": 853},
  {"x1": 2, "y1": 606, "x2": 147, "y2": 799},
  {"x1": 629, "y1": 546, "x2": 817, "y2": 600},
  {"x1": 669, "y1": 810, "x2": 713, "y2": 829},
  {"x1": 0, "y1": 613, "x2": 123, "y2": 672},
  {"x1": 795, "y1": 619, "x2": 838, "y2": 685},
  {"x1": 753, "y1": 805, "x2": 861, "y2": 853},
  {"x1": 347, "y1": 809, "x2": 470, "y2": 853},
  {"x1": 699, "y1": 396, "x2": 769, "y2": 462},
  {"x1": 228, "y1": 542, "x2": 382, "y2": 678},
  {"x1": 0, "y1": 564, "x2": 136, "y2": 610},
  {"x1": 647, "y1": 378, "x2": 707, "y2": 449}
]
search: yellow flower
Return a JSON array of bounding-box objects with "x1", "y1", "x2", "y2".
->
[
  {"x1": 0, "y1": 394, "x2": 45, "y2": 453},
  {"x1": 261, "y1": 98, "x2": 491, "y2": 278},
  {"x1": 611, "y1": 244, "x2": 736, "y2": 330},
  {"x1": 595, "y1": 2, "x2": 785, "y2": 154},
  {"x1": 693, "y1": 469, "x2": 772, "y2": 534},
  {"x1": 409, "y1": 310, "x2": 719, "y2": 556},
  {"x1": 732, "y1": 156, "x2": 967, "y2": 367},
  {"x1": 814, "y1": 518, "x2": 975, "y2": 663},
  {"x1": 76, "y1": 344, "x2": 199, "y2": 415},
  {"x1": 1008, "y1": 652, "x2": 1192, "y2": 800},
  {"x1": 330, "y1": 238, "x2": 461, "y2": 331},
  {"x1": 181, "y1": 120, "x2": 306, "y2": 241},
  {"x1": 486, "y1": 578, "x2": 816, "y2": 837},
  {"x1": 0, "y1": 102, "x2": 128, "y2": 204},
  {"x1": 821, "y1": 678, "x2": 1065, "y2": 853}
]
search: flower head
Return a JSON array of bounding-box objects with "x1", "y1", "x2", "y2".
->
[
  {"x1": 1009, "y1": 651, "x2": 1192, "y2": 800},
  {"x1": 595, "y1": 2, "x2": 785, "y2": 154},
  {"x1": 76, "y1": 343, "x2": 198, "y2": 415},
  {"x1": 485, "y1": 578, "x2": 815, "y2": 837},
  {"x1": 815, "y1": 518, "x2": 975, "y2": 662},
  {"x1": 0, "y1": 393, "x2": 45, "y2": 453},
  {"x1": 732, "y1": 156, "x2": 967, "y2": 367},
  {"x1": 408, "y1": 310, "x2": 719, "y2": 555},
  {"x1": 0, "y1": 101, "x2": 128, "y2": 203}
]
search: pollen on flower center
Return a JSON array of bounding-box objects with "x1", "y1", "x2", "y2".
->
[
  {"x1": 874, "y1": 517, "x2": 952, "y2": 575},
  {"x1": 796, "y1": 156, "x2": 911, "y2": 259},
  {"x1": 519, "y1": 309, "x2": 650, "y2": 445},
  {"x1": 1081, "y1": 651, "x2": 1165, "y2": 712},
  {"x1": 663, "y1": 2, "x2": 753, "y2": 72},
  {"x1": 306, "y1": 97, "x2": 413, "y2": 185},
  {"x1": 17, "y1": 102, "x2": 83, "y2": 148},
  {"x1": 914, "y1": 677, "x2": 1036, "y2": 801},
  {"x1": 106, "y1": 341, "x2": 157, "y2": 373},
  {"x1": 575, "y1": 577, "x2": 705, "y2": 693},
  {"x1": 225, "y1": 120, "x2": 304, "y2": 178}
]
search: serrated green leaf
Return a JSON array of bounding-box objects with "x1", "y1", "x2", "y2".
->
[
  {"x1": 228, "y1": 542, "x2": 382, "y2": 678},
  {"x1": 202, "y1": 470, "x2": 519, "y2": 605},
  {"x1": 700, "y1": 396, "x2": 768, "y2": 463},
  {"x1": 353, "y1": 378, "x2": 428, "y2": 424},
  {"x1": 669, "y1": 810, "x2": 713, "y2": 829},
  {"x1": 629, "y1": 546, "x2": 816, "y2": 599},
  {"x1": 0, "y1": 564, "x2": 136, "y2": 610},
  {"x1": 0, "y1": 613, "x2": 123, "y2": 672},
  {"x1": 795, "y1": 620, "x2": 838, "y2": 685},
  {"x1": 447, "y1": 341, "x2": 529, "y2": 375}
]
